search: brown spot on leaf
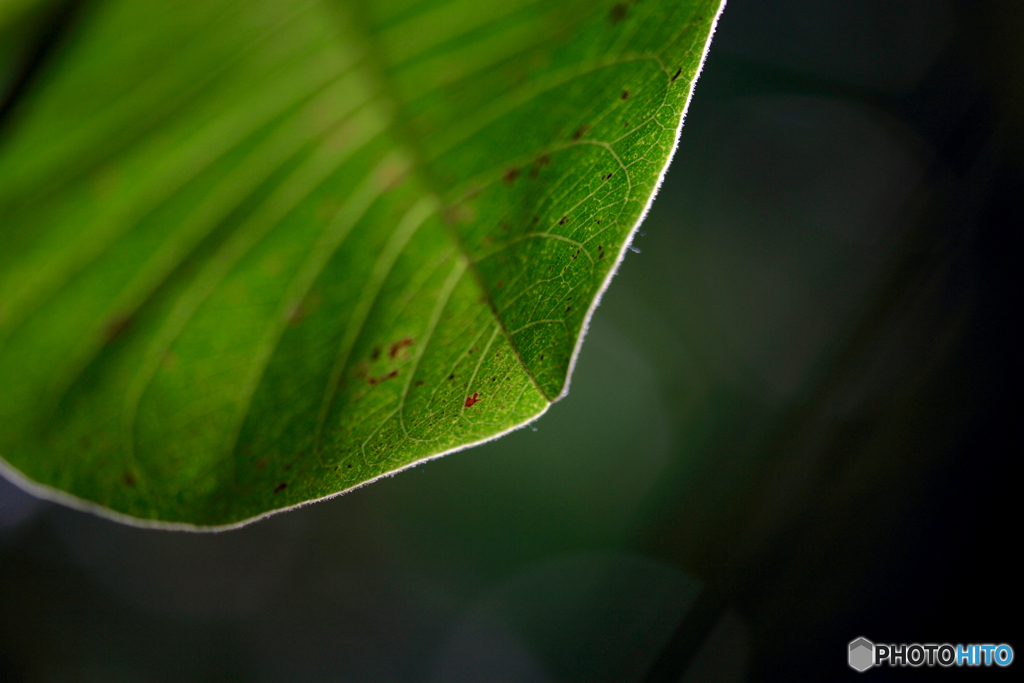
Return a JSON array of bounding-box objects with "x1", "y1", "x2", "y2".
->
[
  {"x1": 503, "y1": 167, "x2": 519, "y2": 185},
  {"x1": 610, "y1": 3, "x2": 627, "y2": 24},
  {"x1": 375, "y1": 160, "x2": 409, "y2": 191},
  {"x1": 273, "y1": 482, "x2": 288, "y2": 494},
  {"x1": 104, "y1": 314, "x2": 133, "y2": 344},
  {"x1": 371, "y1": 346, "x2": 381, "y2": 361},
  {"x1": 389, "y1": 337, "x2": 413, "y2": 359},
  {"x1": 621, "y1": 89, "x2": 630, "y2": 100},
  {"x1": 671, "y1": 67, "x2": 682, "y2": 82},
  {"x1": 415, "y1": 379, "x2": 424, "y2": 386},
  {"x1": 444, "y1": 204, "x2": 475, "y2": 224},
  {"x1": 530, "y1": 153, "x2": 551, "y2": 179},
  {"x1": 464, "y1": 392, "x2": 480, "y2": 408},
  {"x1": 559, "y1": 215, "x2": 567, "y2": 225},
  {"x1": 123, "y1": 472, "x2": 136, "y2": 487},
  {"x1": 496, "y1": 280, "x2": 504, "y2": 289},
  {"x1": 255, "y1": 458, "x2": 267, "y2": 470},
  {"x1": 572, "y1": 125, "x2": 589, "y2": 141},
  {"x1": 368, "y1": 369, "x2": 399, "y2": 386},
  {"x1": 288, "y1": 292, "x2": 321, "y2": 326}
]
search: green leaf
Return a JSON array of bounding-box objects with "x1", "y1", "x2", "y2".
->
[{"x1": 0, "y1": 0, "x2": 722, "y2": 528}]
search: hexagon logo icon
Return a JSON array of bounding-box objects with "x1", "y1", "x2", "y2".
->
[{"x1": 849, "y1": 637, "x2": 875, "y2": 672}]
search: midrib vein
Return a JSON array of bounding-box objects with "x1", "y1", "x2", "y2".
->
[{"x1": 343, "y1": 0, "x2": 558, "y2": 403}]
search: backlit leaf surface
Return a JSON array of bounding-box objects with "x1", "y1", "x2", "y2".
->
[{"x1": 0, "y1": 0, "x2": 722, "y2": 527}]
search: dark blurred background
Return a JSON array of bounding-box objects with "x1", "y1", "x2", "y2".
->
[{"x1": 1, "y1": 0, "x2": 1020, "y2": 680}]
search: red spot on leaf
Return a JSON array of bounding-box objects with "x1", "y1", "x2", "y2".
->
[{"x1": 464, "y1": 393, "x2": 480, "y2": 408}]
